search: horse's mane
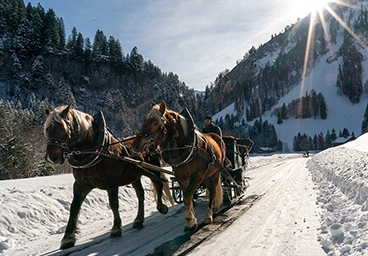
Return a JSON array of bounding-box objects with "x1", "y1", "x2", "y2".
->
[
  {"x1": 44, "y1": 106, "x2": 94, "y2": 141},
  {"x1": 148, "y1": 105, "x2": 189, "y2": 138}
]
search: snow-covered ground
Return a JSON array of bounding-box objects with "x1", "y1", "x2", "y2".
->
[{"x1": 2, "y1": 133, "x2": 368, "y2": 255}]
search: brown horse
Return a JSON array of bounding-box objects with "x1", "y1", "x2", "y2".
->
[
  {"x1": 44, "y1": 105, "x2": 173, "y2": 249},
  {"x1": 132, "y1": 101, "x2": 226, "y2": 231}
]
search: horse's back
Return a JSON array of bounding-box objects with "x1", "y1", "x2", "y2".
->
[
  {"x1": 203, "y1": 133, "x2": 225, "y2": 149},
  {"x1": 203, "y1": 133, "x2": 226, "y2": 162}
]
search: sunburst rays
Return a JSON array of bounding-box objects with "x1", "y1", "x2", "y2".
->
[{"x1": 299, "y1": 0, "x2": 368, "y2": 95}]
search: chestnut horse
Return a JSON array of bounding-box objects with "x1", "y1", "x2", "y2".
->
[
  {"x1": 44, "y1": 105, "x2": 173, "y2": 249},
  {"x1": 132, "y1": 101, "x2": 226, "y2": 231}
]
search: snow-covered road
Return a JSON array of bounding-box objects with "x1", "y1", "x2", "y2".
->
[
  {"x1": 4, "y1": 132, "x2": 368, "y2": 256},
  {"x1": 2, "y1": 153, "x2": 323, "y2": 256},
  {"x1": 188, "y1": 157, "x2": 325, "y2": 256}
]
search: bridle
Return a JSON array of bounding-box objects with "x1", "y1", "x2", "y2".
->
[
  {"x1": 46, "y1": 116, "x2": 109, "y2": 168},
  {"x1": 46, "y1": 118, "x2": 77, "y2": 155},
  {"x1": 137, "y1": 114, "x2": 173, "y2": 152}
]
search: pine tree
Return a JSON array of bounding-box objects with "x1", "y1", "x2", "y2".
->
[
  {"x1": 325, "y1": 130, "x2": 332, "y2": 148},
  {"x1": 129, "y1": 46, "x2": 144, "y2": 73},
  {"x1": 92, "y1": 29, "x2": 108, "y2": 58},
  {"x1": 318, "y1": 93, "x2": 327, "y2": 119},
  {"x1": 313, "y1": 134, "x2": 318, "y2": 150},
  {"x1": 318, "y1": 132, "x2": 325, "y2": 150},
  {"x1": 31, "y1": 55, "x2": 45, "y2": 91},
  {"x1": 16, "y1": 17, "x2": 33, "y2": 57},
  {"x1": 84, "y1": 37, "x2": 92, "y2": 60},
  {"x1": 342, "y1": 128, "x2": 350, "y2": 138},
  {"x1": 30, "y1": 12, "x2": 43, "y2": 54},
  {"x1": 66, "y1": 26, "x2": 78, "y2": 55},
  {"x1": 361, "y1": 101, "x2": 368, "y2": 134},
  {"x1": 277, "y1": 112, "x2": 283, "y2": 124},
  {"x1": 281, "y1": 102, "x2": 288, "y2": 119},
  {"x1": 58, "y1": 78, "x2": 76, "y2": 107},
  {"x1": 108, "y1": 36, "x2": 123, "y2": 63},
  {"x1": 329, "y1": 18, "x2": 337, "y2": 44},
  {"x1": 75, "y1": 32, "x2": 84, "y2": 57},
  {"x1": 56, "y1": 17, "x2": 65, "y2": 50},
  {"x1": 44, "y1": 8, "x2": 59, "y2": 51},
  {"x1": 338, "y1": 33, "x2": 363, "y2": 104},
  {"x1": 331, "y1": 128, "x2": 337, "y2": 141}
]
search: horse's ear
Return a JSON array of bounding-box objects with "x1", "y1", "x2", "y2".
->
[
  {"x1": 45, "y1": 109, "x2": 52, "y2": 117},
  {"x1": 159, "y1": 101, "x2": 166, "y2": 115},
  {"x1": 150, "y1": 102, "x2": 156, "y2": 108},
  {"x1": 60, "y1": 104, "x2": 71, "y2": 118}
]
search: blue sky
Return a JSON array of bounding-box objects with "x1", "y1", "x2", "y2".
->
[{"x1": 27, "y1": 0, "x2": 314, "y2": 91}]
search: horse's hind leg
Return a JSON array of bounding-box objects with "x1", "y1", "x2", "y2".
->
[
  {"x1": 60, "y1": 182, "x2": 92, "y2": 250},
  {"x1": 132, "y1": 179, "x2": 145, "y2": 228},
  {"x1": 203, "y1": 172, "x2": 222, "y2": 224},
  {"x1": 107, "y1": 187, "x2": 122, "y2": 237}
]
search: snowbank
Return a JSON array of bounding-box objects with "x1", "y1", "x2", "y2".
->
[{"x1": 308, "y1": 133, "x2": 368, "y2": 255}]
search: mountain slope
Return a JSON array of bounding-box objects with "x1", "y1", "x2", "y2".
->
[{"x1": 209, "y1": 1, "x2": 368, "y2": 149}]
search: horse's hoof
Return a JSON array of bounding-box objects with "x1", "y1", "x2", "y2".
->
[
  {"x1": 133, "y1": 221, "x2": 143, "y2": 229},
  {"x1": 204, "y1": 216, "x2": 213, "y2": 224},
  {"x1": 184, "y1": 223, "x2": 198, "y2": 233},
  {"x1": 60, "y1": 238, "x2": 75, "y2": 250},
  {"x1": 158, "y1": 205, "x2": 168, "y2": 215},
  {"x1": 110, "y1": 228, "x2": 122, "y2": 237}
]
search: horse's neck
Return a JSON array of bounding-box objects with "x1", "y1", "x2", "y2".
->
[{"x1": 69, "y1": 120, "x2": 94, "y2": 150}]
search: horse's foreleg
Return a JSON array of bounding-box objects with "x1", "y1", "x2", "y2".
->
[
  {"x1": 179, "y1": 172, "x2": 203, "y2": 232},
  {"x1": 132, "y1": 179, "x2": 145, "y2": 228},
  {"x1": 152, "y1": 177, "x2": 168, "y2": 214},
  {"x1": 60, "y1": 182, "x2": 92, "y2": 250},
  {"x1": 107, "y1": 187, "x2": 122, "y2": 237}
]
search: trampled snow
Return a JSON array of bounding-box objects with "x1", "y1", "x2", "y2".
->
[{"x1": 2, "y1": 133, "x2": 368, "y2": 255}]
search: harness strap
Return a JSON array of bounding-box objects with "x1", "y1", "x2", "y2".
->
[
  {"x1": 196, "y1": 145, "x2": 243, "y2": 191},
  {"x1": 134, "y1": 164, "x2": 168, "y2": 183}
]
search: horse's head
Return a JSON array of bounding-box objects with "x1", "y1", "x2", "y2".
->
[
  {"x1": 44, "y1": 105, "x2": 94, "y2": 165},
  {"x1": 44, "y1": 105, "x2": 72, "y2": 165},
  {"x1": 132, "y1": 101, "x2": 168, "y2": 153}
]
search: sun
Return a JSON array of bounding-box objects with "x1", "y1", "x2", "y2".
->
[{"x1": 292, "y1": 0, "x2": 331, "y2": 18}]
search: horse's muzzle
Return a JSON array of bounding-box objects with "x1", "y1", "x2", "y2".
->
[
  {"x1": 133, "y1": 137, "x2": 149, "y2": 153},
  {"x1": 45, "y1": 153, "x2": 65, "y2": 165}
]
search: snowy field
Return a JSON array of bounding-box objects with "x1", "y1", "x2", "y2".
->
[{"x1": 1, "y1": 133, "x2": 368, "y2": 255}]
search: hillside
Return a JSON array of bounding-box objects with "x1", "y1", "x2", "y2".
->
[
  {"x1": 207, "y1": 0, "x2": 368, "y2": 150},
  {"x1": 0, "y1": 0, "x2": 197, "y2": 179}
]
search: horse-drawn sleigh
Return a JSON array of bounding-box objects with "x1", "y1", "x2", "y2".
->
[{"x1": 43, "y1": 102, "x2": 253, "y2": 249}]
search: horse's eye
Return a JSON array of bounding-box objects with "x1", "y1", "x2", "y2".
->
[{"x1": 153, "y1": 122, "x2": 159, "y2": 127}]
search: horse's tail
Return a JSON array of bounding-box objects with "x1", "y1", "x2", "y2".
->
[
  {"x1": 213, "y1": 176, "x2": 223, "y2": 212},
  {"x1": 161, "y1": 173, "x2": 175, "y2": 208},
  {"x1": 152, "y1": 173, "x2": 175, "y2": 209}
]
